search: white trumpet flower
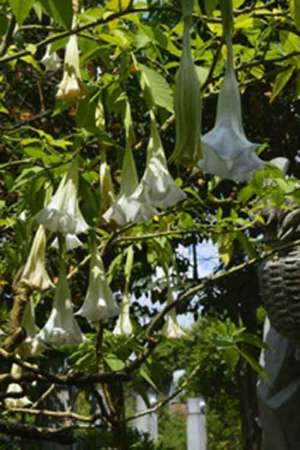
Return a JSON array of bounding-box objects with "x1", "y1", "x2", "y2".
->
[
  {"x1": 35, "y1": 159, "x2": 89, "y2": 236},
  {"x1": 113, "y1": 293, "x2": 133, "y2": 336},
  {"x1": 57, "y1": 33, "x2": 86, "y2": 100},
  {"x1": 198, "y1": 1, "x2": 264, "y2": 182},
  {"x1": 20, "y1": 225, "x2": 54, "y2": 291},
  {"x1": 104, "y1": 118, "x2": 186, "y2": 226},
  {"x1": 137, "y1": 118, "x2": 186, "y2": 209},
  {"x1": 171, "y1": 0, "x2": 202, "y2": 167},
  {"x1": 162, "y1": 288, "x2": 186, "y2": 339},
  {"x1": 102, "y1": 145, "x2": 142, "y2": 226},
  {"x1": 76, "y1": 250, "x2": 119, "y2": 323},
  {"x1": 5, "y1": 364, "x2": 32, "y2": 409},
  {"x1": 41, "y1": 45, "x2": 61, "y2": 72},
  {"x1": 38, "y1": 269, "x2": 84, "y2": 346}
]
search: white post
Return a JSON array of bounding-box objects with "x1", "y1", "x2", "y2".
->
[
  {"x1": 187, "y1": 397, "x2": 207, "y2": 450},
  {"x1": 132, "y1": 393, "x2": 158, "y2": 442}
]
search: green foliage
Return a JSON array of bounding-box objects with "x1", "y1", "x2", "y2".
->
[{"x1": 1, "y1": 0, "x2": 300, "y2": 448}]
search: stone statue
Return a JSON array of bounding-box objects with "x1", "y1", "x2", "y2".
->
[{"x1": 257, "y1": 158, "x2": 300, "y2": 449}]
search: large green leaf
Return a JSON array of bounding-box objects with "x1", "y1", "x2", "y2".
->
[
  {"x1": 271, "y1": 66, "x2": 294, "y2": 102},
  {"x1": 9, "y1": 0, "x2": 35, "y2": 24},
  {"x1": 38, "y1": 0, "x2": 73, "y2": 29},
  {"x1": 139, "y1": 63, "x2": 174, "y2": 113}
]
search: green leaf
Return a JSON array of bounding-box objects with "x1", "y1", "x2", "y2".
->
[
  {"x1": 105, "y1": 354, "x2": 125, "y2": 371},
  {"x1": 9, "y1": 0, "x2": 35, "y2": 24},
  {"x1": 138, "y1": 63, "x2": 174, "y2": 113},
  {"x1": 38, "y1": 0, "x2": 73, "y2": 29},
  {"x1": 271, "y1": 66, "x2": 294, "y2": 102},
  {"x1": 293, "y1": 0, "x2": 300, "y2": 29},
  {"x1": 140, "y1": 366, "x2": 158, "y2": 391},
  {"x1": 124, "y1": 246, "x2": 134, "y2": 284},
  {"x1": 238, "y1": 348, "x2": 270, "y2": 382},
  {"x1": 205, "y1": 0, "x2": 219, "y2": 15}
]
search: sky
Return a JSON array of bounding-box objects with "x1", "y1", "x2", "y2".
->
[{"x1": 138, "y1": 241, "x2": 220, "y2": 329}]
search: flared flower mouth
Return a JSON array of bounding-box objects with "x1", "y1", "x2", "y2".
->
[
  {"x1": 76, "y1": 249, "x2": 119, "y2": 323},
  {"x1": 35, "y1": 159, "x2": 89, "y2": 236},
  {"x1": 41, "y1": 45, "x2": 61, "y2": 72},
  {"x1": 38, "y1": 268, "x2": 84, "y2": 346},
  {"x1": 57, "y1": 72, "x2": 86, "y2": 100},
  {"x1": 20, "y1": 225, "x2": 54, "y2": 291},
  {"x1": 103, "y1": 116, "x2": 186, "y2": 226}
]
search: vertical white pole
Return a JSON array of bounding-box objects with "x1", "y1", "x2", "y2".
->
[
  {"x1": 187, "y1": 397, "x2": 207, "y2": 450},
  {"x1": 133, "y1": 393, "x2": 158, "y2": 442}
]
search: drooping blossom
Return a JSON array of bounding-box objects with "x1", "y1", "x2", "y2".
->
[
  {"x1": 76, "y1": 249, "x2": 119, "y2": 323},
  {"x1": 113, "y1": 293, "x2": 133, "y2": 336},
  {"x1": 56, "y1": 27, "x2": 86, "y2": 100},
  {"x1": 162, "y1": 287, "x2": 186, "y2": 339},
  {"x1": 170, "y1": 0, "x2": 202, "y2": 167},
  {"x1": 41, "y1": 45, "x2": 61, "y2": 72},
  {"x1": 102, "y1": 145, "x2": 143, "y2": 226},
  {"x1": 197, "y1": 0, "x2": 264, "y2": 182},
  {"x1": 104, "y1": 115, "x2": 186, "y2": 226},
  {"x1": 35, "y1": 159, "x2": 89, "y2": 236},
  {"x1": 5, "y1": 364, "x2": 32, "y2": 409},
  {"x1": 38, "y1": 267, "x2": 84, "y2": 346},
  {"x1": 20, "y1": 225, "x2": 54, "y2": 291}
]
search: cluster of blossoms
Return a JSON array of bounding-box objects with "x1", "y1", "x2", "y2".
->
[{"x1": 7, "y1": 0, "x2": 280, "y2": 404}]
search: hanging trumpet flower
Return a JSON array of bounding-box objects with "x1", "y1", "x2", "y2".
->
[
  {"x1": 76, "y1": 248, "x2": 119, "y2": 323},
  {"x1": 102, "y1": 145, "x2": 141, "y2": 226},
  {"x1": 198, "y1": 0, "x2": 264, "y2": 182},
  {"x1": 162, "y1": 287, "x2": 186, "y2": 339},
  {"x1": 142, "y1": 113, "x2": 187, "y2": 208},
  {"x1": 56, "y1": 16, "x2": 86, "y2": 100},
  {"x1": 113, "y1": 292, "x2": 133, "y2": 336},
  {"x1": 113, "y1": 246, "x2": 134, "y2": 335},
  {"x1": 20, "y1": 225, "x2": 54, "y2": 291},
  {"x1": 41, "y1": 44, "x2": 61, "y2": 72},
  {"x1": 38, "y1": 266, "x2": 84, "y2": 346},
  {"x1": 104, "y1": 113, "x2": 186, "y2": 226},
  {"x1": 35, "y1": 158, "x2": 89, "y2": 236},
  {"x1": 170, "y1": 0, "x2": 202, "y2": 167}
]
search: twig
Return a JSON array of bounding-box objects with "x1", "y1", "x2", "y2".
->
[
  {"x1": 0, "y1": 7, "x2": 176, "y2": 65},
  {"x1": 5, "y1": 407, "x2": 93, "y2": 423}
]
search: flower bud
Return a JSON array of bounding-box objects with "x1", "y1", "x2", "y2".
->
[
  {"x1": 113, "y1": 293, "x2": 133, "y2": 336},
  {"x1": 56, "y1": 33, "x2": 86, "y2": 100},
  {"x1": 20, "y1": 225, "x2": 54, "y2": 291}
]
